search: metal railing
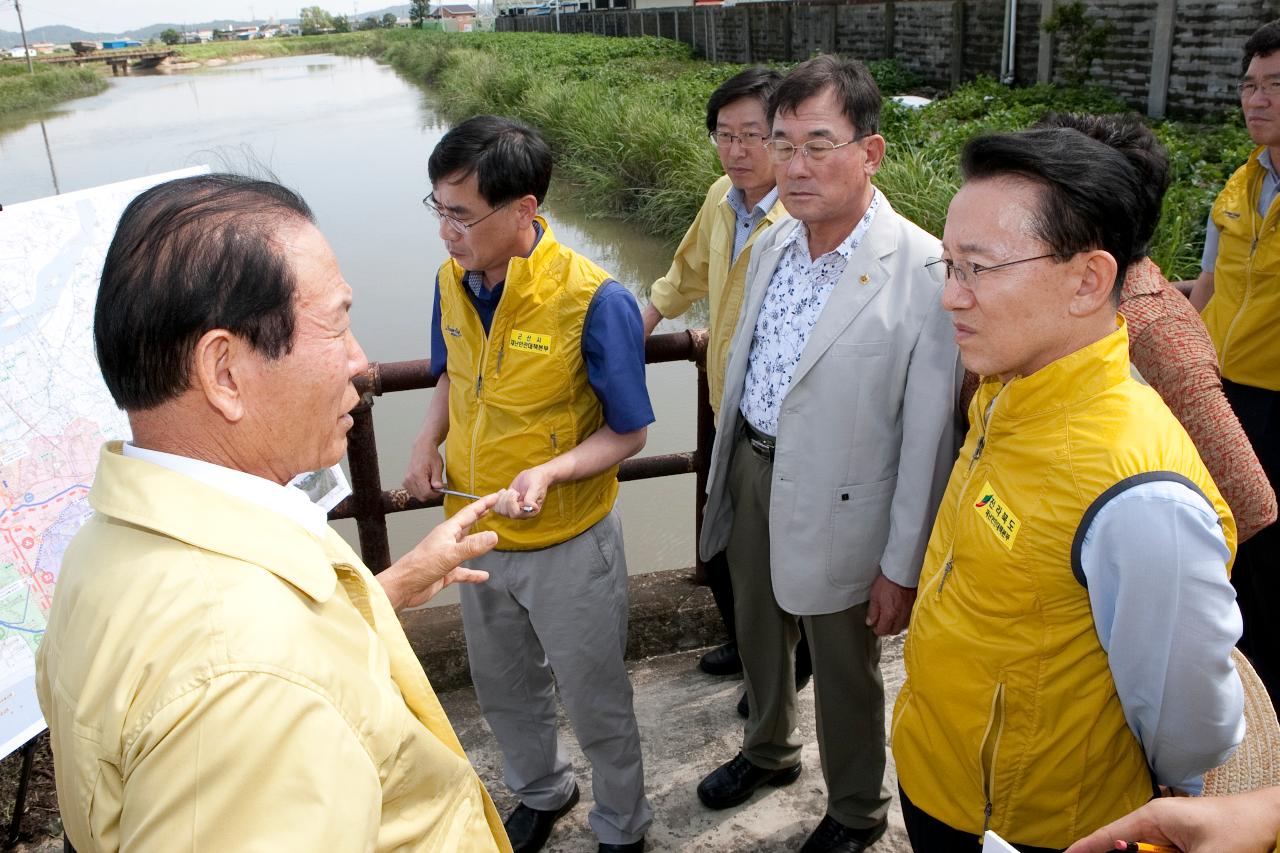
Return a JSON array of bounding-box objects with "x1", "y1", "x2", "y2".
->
[{"x1": 329, "y1": 329, "x2": 714, "y2": 580}]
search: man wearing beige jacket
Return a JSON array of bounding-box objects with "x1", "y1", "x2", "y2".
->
[
  {"x1": 695, "y1": 56, "x2": 961, "y2": 853},
  {"x1": 36, "y1": 174, "x2": 510, "y2": 852}
]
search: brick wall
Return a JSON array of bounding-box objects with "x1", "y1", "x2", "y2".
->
[{"x1": 497, "y1": 0, "x2": 1280, "y2": 116}]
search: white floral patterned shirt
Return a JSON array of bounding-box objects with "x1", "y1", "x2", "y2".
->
[{"x1": 739, "y1": 190, "x2": 882, "y2": 436}]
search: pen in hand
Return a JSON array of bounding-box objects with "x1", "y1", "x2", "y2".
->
[{"x1": 1115, "y1": 840, "x2": 1179, "y2": 853}]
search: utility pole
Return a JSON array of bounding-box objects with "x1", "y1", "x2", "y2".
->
[{"x1": 13, "y1": 0, "x2": 34, "y2": 74}]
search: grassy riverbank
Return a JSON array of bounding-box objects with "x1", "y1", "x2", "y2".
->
[
  {"x1": 173, "y1": 31, "x2": 376, "y2": 63},
  {"x1": 367, "y1": 29, "x2": 1250, "y2": 280},
  {"x1": 0, "y1": 62, "x2": 107, "y2": 117}
]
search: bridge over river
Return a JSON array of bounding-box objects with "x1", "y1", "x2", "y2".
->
[{"x1": 34, "y1": 49, "x2": 177, "y2": 76}]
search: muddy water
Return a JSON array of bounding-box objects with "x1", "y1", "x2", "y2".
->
[{"x1": 0, "y1": 54, "x2": 706, "y2": 605}]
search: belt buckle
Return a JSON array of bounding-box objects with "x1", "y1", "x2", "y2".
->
[{"x1": 747, "y1": 432, "x2": 775, "y2": 459}]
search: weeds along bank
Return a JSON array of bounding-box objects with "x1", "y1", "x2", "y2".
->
[
  {"x1": 0, "y1": 63, "x2": 107, "y2": 118},
  {"x1": 369, "y1": 29, "x2": 1251, "y2": 281},
  {"x1": 172, "y1": 32, "x2": 377, "y2": 63}
]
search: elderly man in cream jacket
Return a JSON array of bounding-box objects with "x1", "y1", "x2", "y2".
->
[{"x1": 36, "y1": 173, "x2": 511, "y2": 853}]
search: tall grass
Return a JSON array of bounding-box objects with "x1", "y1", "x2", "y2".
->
[
  {"x1": 0, "y1": 63, "x2": 107, "y2": 117},
  {"x1": 369, "y1": 30, "x2": 1246, "y2": 279}
]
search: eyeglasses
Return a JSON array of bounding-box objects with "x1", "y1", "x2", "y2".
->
[
  {"x1": 925, "y1": 254, "x2": 1060, "y2": 285},
  {"x1": 709, "y1": 130, "x2": 768, "y2": 150},
  {"x1": 765, "y1": 133, "x2": 869, "y2": 163},
  {"x1": 422, "y1": 193, "x2": 507, "y2": 234},
  {"x1": 1238, "y1": 78, "x2": 1280, "y2": 98}
]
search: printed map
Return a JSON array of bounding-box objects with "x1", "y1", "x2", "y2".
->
[{"x1": 0, "y1": 167, "x2": 206, "y2": 758}]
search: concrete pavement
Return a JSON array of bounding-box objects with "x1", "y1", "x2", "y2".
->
[{"x1": 441, "y1": 636, "x2": 914, "y2": 853}]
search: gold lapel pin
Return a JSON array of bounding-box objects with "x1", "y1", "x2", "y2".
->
[{"x1": 859, "y1": 274, "x2": 870, "y2": 285}]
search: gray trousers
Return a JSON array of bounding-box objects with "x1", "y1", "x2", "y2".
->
[
  {"x1": 726, "y1": 431, "x2": 891, "y2": 829},
  {"x1": 459, "y1": 509, "x2": 653, "y2": 845}
]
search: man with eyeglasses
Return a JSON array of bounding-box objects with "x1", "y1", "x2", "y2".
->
[
  {"x1": 892, "y1": 128, "x2": 1243, "y2": 852},
  {"x1": 1182, "y1": 19, "x2": 1280, "y2": 702},
  {"x1": 695, "y1": 55, "x2": 961, "y2": 852},
  {"x1": 640, "y1": 67, "x2": 814, "y2": 715},
  {"x1": 404, "y1": 115, "x2": 654, "y2": 853}
]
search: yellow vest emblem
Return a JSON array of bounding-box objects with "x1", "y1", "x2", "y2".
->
[
  {"x1": 973, "y1": 481, "x2": 1021, "y2": 551},
  {"x1": 509, "y1": 329, "x2": 553, "y2": 355}
]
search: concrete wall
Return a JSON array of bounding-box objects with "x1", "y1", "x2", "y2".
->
[{"x1": 498, "y1": 0, "x2": 1280, "y2": 117}]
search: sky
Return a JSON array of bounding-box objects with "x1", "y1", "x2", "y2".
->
[{"x1": 3, "y1": 0, "x2": 328, "y2": 32}]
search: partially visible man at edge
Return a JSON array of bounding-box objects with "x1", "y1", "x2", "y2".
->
[
  {"x1": 36, "y1": 174, "x2": 511, "y2": 852},
  {"x1": 641, "y1": 66, "x2": 812, "y2": 711},
  {"x1": 892, "y1": 129, "x2": 1244, "y2": 852},
  {"x1": 1183, "y1": 19, "x2": 1280, "y2": 701}
]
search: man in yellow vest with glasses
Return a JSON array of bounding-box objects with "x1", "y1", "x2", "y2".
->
[
  {"x1": 1185, "y1": 19, "x2": 1280, "y2": 703},
  {"x1": 405, "y1": 116, "x2": 653, "y2": 853},
  {"x1": 892, "y1": 129, "x2": 1245, "y2": 851}
]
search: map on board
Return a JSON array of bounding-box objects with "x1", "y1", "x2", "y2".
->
[{"x1": 0, "y1": 167, "x2": 208, "y2": 759}]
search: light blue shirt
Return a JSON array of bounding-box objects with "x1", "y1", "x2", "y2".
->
[
  {"x1": 1201, "y1": 148, "x2": 1280, "y2": 271},
  {"x1": 724, "y1": 185, "x2": 779, "y2": 264},
  {"x1": 1080, "y1": 479, "x2": 1245, "y2": 793}
]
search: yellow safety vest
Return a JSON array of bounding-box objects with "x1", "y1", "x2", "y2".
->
[
  {"x1": 1204, "y1": 147, "x2": 1280, "y2": 391},
  {"x1": 892, "y1": 321, "x2": 1236, "y2": 849},
  {"x1": 437, "y1": 218, "x2": 619, "y2": 550}
]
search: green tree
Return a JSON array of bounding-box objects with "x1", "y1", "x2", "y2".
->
[
  {"x1": 410, "y1": 0, "x2": 430, "y2": 26},
  {"x1": 381, "y1": 12, "x2": 398, "y2": 27},
  {"x1": 359, "y1": 15, "x2": 380, "y2": 29},
  {"x1": 159, "y1": 28, "x2": 182, "y2": 45},
  {"x1": 332, "y1": 13, "x2": 350, "y2": 32},
  {"x1": 1042, "y1": 1, "x2": 1115, "y2": 88},
  {"x1": 299, "y1": 5, "x2": 334, "y2": 34}
]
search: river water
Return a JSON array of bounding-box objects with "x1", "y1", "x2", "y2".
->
[{"x1": 0, "y1": 54, "x2": 704, "y2": 605}]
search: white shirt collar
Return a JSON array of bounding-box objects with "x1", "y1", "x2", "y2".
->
[{"x1": 121, "y1": 443, "x2": 329, "y2": 538}]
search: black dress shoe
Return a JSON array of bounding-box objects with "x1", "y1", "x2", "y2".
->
[
  {"x1": 699, "y1": 641, "x2": 742, "y2": 676},
  {"x1": 503, "y1": 784, "x2": 580, "y2": 853},
  {"x1": 799, "y1": 815, "x2": 888, "y2": 853},
  {"x1": 736, "y1": 670, "x2": 813, "y2": 718},
  {"x1": 696, "y1": 753, "x2": 802, "y2": 809},
  {"x1": 598, "y1": 839, "x2": 646, "y2": 852}
]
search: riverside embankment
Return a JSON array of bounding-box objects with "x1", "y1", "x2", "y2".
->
[
  {"x1": 363, "y1": 28, "x2": 1254, "y2": 280},
  {"x1": 3, "y1": 28, "x2": 1253, "y2": 279},
  {"x1": 0, "y1": 63, "x2": 105, "y2": 117}
]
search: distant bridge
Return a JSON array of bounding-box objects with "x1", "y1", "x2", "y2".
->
[{"x1": 33, "y1": 50, "x2": 178, "y2": 76}]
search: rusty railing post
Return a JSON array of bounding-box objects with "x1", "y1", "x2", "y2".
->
[{"x1": 346, "y1": 367, "x2": 392, "y2": 572}]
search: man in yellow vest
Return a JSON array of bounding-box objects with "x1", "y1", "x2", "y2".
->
[
  {"x1": 641, "y1": 67, "x2": 812, "y2": 714},
  {"x1": 36, "y1": 174, "x2": 511, "y2": 852},
  {"x1": 405, "y1": 116, "x2": 653, "y2": 853},
  {"x1": 892, "y1": 129, "x2": 1245, "y2": 851},
  {"x1": 1185, "y1": 20, "x2": 1280, "y2": 702}
]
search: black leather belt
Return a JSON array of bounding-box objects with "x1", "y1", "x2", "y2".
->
[{"x1": 743, "y1": 421, "x2": 776, "y2": 461}]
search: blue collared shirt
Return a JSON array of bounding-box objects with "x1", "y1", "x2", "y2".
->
[{"x1": 724, "y1": 185, "x2": 780, "y2": 264}]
